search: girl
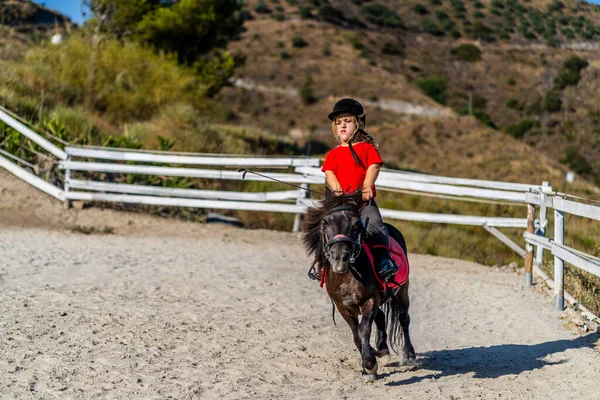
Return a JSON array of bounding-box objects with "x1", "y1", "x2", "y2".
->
[{"x1": 319, "y1": 98, "x2": 398, "y2": 282}]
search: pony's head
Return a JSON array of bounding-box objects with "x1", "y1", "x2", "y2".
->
[{"x1": 302, "y1": 188, "x2": 364, "y2": 274}]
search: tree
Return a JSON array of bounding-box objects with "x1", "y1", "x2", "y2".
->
[
  {"x1": 83, "y1": 0, "x2": 159, "y2": 36},
  {"x1": 85, "y1": 0, "x2": 244, "y2": 64},
  {"x1": 84, "y1": 0, "x2": 245, "y2": 96},
  {"x1": 135, "y1": 0, "x2": 244, "y2": 64}
]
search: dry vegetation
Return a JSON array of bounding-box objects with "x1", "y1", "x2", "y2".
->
[{"x1": 1, "y1": 0, "x2": 600, "y2": 314}]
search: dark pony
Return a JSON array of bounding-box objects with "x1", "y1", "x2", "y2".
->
[{"x1": 302, "y1": 189, "x2": 415, "y2": 381}]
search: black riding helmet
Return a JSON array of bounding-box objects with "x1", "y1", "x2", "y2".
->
[{"x1": 328, "y1": 98, "x2": 366, "y2": 127}]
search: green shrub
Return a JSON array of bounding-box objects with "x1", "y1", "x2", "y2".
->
[
  {"x1": 546, "y1": 37, "x2": 561, "y2": 47},
  {"x1": 239, "y1": 9, "x2": 254, "y2": 21},
  {"x1": 382, "y1": 41, "x2": 403, "y2": 55},
  {"x1": 506, "y1": 98, "x2": 519, "y2": 108},
  {"x1": 415, "y1": 76, "x2": 447, "y2": 105},
  {"x1": 451, "y1": 0, "x2": 466, "y2": 13},
  {"x1": 499, "y1": 31, "x2": 511, "y2": 40},
  {"x1": 544, "y1": 90, "x2": 562, "y2": 112},
  {"x1": 436, "y1": 11, "x2": 450, "y2": 20},
  {"x1": 299, "y1": 85, "x2": 318, "y2": 105},
  {"x1": 317, "y1": 5, "x2": 345, "y2": 21},
  {"x1": 471, "y1": 21, "x2": 496, "y2": 41},
  {"x1": 561, "y1": 147, "x2": 593, "y2": 175},
  {"x1": 547, "y1": 0, "x2": 565, "y2": 12},
  {"x1": 554, "y1": 56, "x2": 589, "y2": 90},
  {"x1": 413, "y1": 4, "x2": 429, "y2": 15},
  {"x1": 361, "y1": 3, "x2": 403, "y2": 27},
  {"x1": 562, "y1": 28, "x2": 575, "y2": 39},
  {"x1": 422, "y1": 18, "x2": 444, "y2": 35},
  {"x1": 291, "y1": 36, "x2": 308, "y2": 48},
  {"x1": 505, "y1": 119, "x2": 534, "y2": 138},
  {"x1": 20, "y1": 35, "x2": 204, "y2": 124},
  {"x1": 48, "y1": 106, "x2": 95, "y2": 142},
  {"x1": 450, "y1": 44, "x2": 482, "y2": 62},
  {"x1": 280, "y1": 51, "x2": 291, "y2": 60},
  {"x1": 255, "y1": 2, "x2": 272, "y2": 13},
  {"x1": 491, "y1": 0, "x2": 504, "y2": 9},
  {"x1": 473, "y1": 109, "x2": 496, "y2": 128},
  {"x1": 299, "y1": 6, "x2": 313, "y2": 18}
]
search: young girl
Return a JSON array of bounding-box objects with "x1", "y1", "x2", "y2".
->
[{"x1": 319, "y1": 98, "x2": 398, "y2": 282}]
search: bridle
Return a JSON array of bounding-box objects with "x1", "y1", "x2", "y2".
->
[{"x1": 321, "y1": 205, "x2": 363, "y2": 265}]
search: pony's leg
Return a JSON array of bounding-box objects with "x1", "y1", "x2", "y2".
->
[
  {"x1": 337, "y1": 308, "x2": 362, "y2": 353},
  {"x1": 398, "y1": 282, "x2": 416, "y2": 363},
  {"x1": 374, "y1": 308, "x2": 391, "y2": 365},
  {"x1": 358, "y1": 299, "x2": 379, "y2": 380}
]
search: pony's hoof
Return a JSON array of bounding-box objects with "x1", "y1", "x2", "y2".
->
[
  {"x1": 362, "y1": 372, "x2": 377, "y2": 382},
  {"x1": 377, "y1": 353, "x2": 391, "y2": 366},
  {"x1": 363, "y1": 360, "x2": 378, "y2": 378},
  {"x1": 403, "y1": 357, "x2": 417, "y2": 366}
]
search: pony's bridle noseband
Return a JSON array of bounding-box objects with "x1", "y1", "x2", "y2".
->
[{"x1": 321, "y1": 205, "x2": 363, "y2": 264}]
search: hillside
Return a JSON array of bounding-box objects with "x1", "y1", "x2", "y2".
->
[
  {"x1": 2, "y1": 0, "x2": 600, "y2": 190},
  {"x1": 218, "y1": 0, "x2": 600, "y2": 187},
  {"x1": 0, "y1": 0, "x2": 73, "y2": 57}
]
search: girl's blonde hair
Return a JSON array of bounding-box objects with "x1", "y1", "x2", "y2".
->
[{"x1": 331, "y1": 115, "x2": 377, "y2": 146}]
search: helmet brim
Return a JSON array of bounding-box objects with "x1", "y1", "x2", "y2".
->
[{"x1": 328, "y1": 109, "x2": 361, "y2": 121}]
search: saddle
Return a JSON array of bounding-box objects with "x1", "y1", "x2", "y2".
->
[{"x1": 311, "y1": 235, "x2": 409, "y2": 292}]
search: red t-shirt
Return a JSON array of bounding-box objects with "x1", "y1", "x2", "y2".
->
[{"x1": 321, "y1": 142, "x2": 383, "y2": 197}]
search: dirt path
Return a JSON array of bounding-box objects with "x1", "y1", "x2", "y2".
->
[
  {"x1": 231, "y1": 78, "x2": 452, "y2": 117},
  {"x1": 1, "y1": 169, "x2": 599, "y2": 399}
]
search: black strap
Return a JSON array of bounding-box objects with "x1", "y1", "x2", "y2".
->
[
  {"x1": 324, "y1": 205, "x2": 358, "y2": 217},
  {"x1": 348, "y1": 141, "x2": 365, "y2": 169}
]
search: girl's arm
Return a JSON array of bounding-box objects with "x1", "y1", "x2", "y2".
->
[
  {"x1": 325, "y1": 171, "x2": 343, "y2": 194},
  {"x1": 361, "y1": 163, "x2": 381, "y2": 201}
]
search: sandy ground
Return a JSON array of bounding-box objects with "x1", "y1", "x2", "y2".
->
[{"x1": 1, "y1": 168, "x2": 600, "y2": 399}]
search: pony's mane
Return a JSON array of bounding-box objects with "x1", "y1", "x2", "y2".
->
[{"x1": 302, "y1": 189, "x2": 363, "y2": 266}]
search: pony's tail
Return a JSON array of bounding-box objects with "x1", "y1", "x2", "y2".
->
[{"x1": 381, "y1": 295, "x2": 404, "y2": 354}]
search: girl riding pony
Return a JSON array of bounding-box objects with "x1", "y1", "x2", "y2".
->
[{"x1": 315, "y1": 98, "x2": 398, "y2": 282}]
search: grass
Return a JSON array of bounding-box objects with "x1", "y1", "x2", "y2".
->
[{"x1": 539, "y1": 213, "x2": 600, "y2": 316}]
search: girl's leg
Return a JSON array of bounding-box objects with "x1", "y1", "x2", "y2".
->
[{"x1": 361, "y1": 200, "x2": 397, "y2": 281}]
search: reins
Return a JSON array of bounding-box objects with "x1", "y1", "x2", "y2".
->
[{"x1": 238, "y1": 168, "x2": 324, "y2": 196}]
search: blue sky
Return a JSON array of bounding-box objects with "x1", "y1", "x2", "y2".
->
[{"x1": 34, "y1": 0, "x2": 89, "y2": 25}]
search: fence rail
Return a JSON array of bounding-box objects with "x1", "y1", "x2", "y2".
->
[
  {"x1": 1, "y1": 106, "x2": 599, "y2": 323},
  {"x1": 297, "y1": 167, "x2": 531, "y2": 203},
  {"x1": 66, "y1": 146, "x2": 321, "y2": 167}
]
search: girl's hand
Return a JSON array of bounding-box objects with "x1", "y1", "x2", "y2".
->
[
  {"x1": 361, "y1": 186, "x2": 373, "y2": 201},
  {"x1": 332, "y1": 186, "x2": 343, "y2": 196}
]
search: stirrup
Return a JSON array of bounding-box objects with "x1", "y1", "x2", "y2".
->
[
  {"x1": 308, "y1": 263, "x2": 321, "y2": 281},
  {"x1": 378, "y1": 258, "x2": 398, "y2": 282}
]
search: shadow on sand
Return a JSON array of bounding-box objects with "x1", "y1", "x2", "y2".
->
[{"x1": 382, "y1": 333, "x2": 598, "y2": 386}]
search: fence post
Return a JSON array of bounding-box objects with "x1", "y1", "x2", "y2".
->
[
  {"x1": 554, "y1": 209, "x2": 565, "y2": 310},
  {"x1": 292, "y1": 183, "x2": 308, "y2": 232},
  {"x1": 524, "y1": 203, "x2": 535, "y2": 286},
  {"x1": 64, "y1": 154, "x2": 72, "y2": 210},
  {"x1": 535, "y1": 181, "x2": 549, "y2": 268}
]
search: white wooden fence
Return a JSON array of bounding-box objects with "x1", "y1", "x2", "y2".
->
[{"x1": 0, "y1": 106, "x2": 598, "y2": 322}]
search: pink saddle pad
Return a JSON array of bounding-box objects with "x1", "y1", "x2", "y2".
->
[{"x1": 386, "y1": 237, "x2": 409, "y2": 288}]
